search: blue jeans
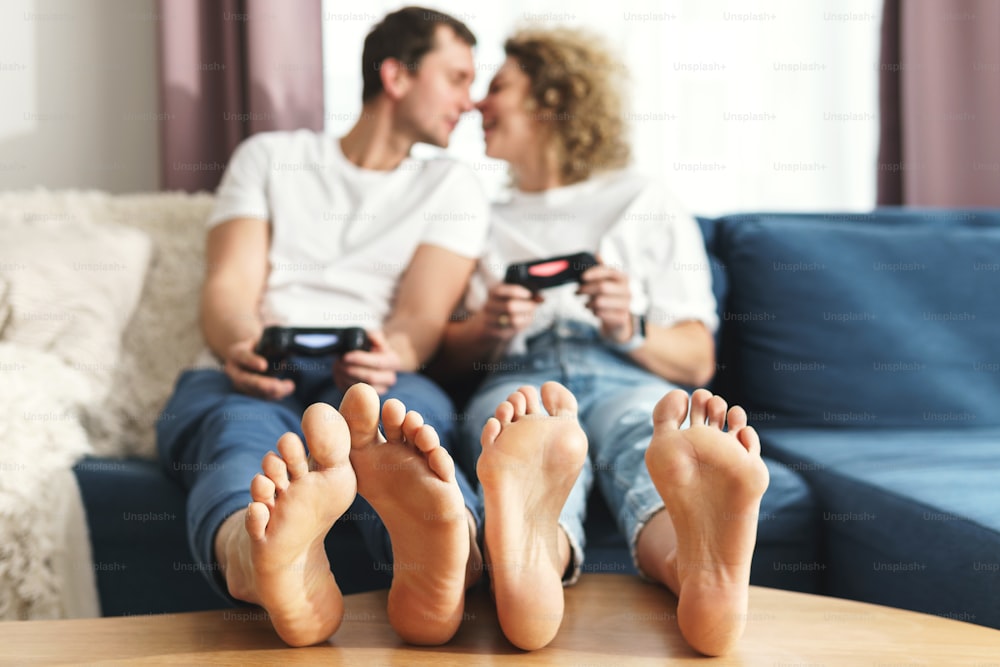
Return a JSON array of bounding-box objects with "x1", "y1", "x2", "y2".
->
[
  {"x1": 157, "y1": 356, "x2": 481, "y2": 599},
  {"x1": 461, "y1": 321, "x2": 684, "y2": 583}
]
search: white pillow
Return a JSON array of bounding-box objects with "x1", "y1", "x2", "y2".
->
[{"x1": 0, "y1": 212, "x2": 153, "y2": 401}]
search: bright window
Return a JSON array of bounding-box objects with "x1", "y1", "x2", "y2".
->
[{"x1": 322, "y1": 0, "x2": 882, "y2": 216}]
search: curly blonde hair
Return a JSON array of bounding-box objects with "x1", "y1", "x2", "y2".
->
[{"x1": 504, "y1": 27, "x2": 631, "y2": 184}]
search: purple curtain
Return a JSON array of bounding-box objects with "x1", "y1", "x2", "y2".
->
[
  {"x1": 157, "y1": 0, "x2": 324, "y2": 192},
  {"x1": 878, "y1": 0, "x2": 1000, "y2": 206}
]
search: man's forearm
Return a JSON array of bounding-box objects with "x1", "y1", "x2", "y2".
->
[
  {"x1": 436, "y1": 312, "x2": 506, "y2": 378},
  {"x1": 384, "y1": 315, "x2": 443, "y2": 371},
  {"x1": 200, "y1": 280, "x2": 262, "y2": 360}
]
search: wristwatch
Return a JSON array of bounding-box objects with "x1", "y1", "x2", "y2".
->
[{"x1": 606, "y1": 313, "x2": 646, "y2": 353}]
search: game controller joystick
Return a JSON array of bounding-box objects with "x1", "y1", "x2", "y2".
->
[
  {"x1": 504, "y1": 251, "x2": 598, "y2": 291},
  {"x1": 255, "y1": 326, "x2": 371, "y2": 373}
]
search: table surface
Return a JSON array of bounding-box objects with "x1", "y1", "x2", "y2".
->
[{"x1": 4, "y1": 575, "x2": 999, "y2": 665}]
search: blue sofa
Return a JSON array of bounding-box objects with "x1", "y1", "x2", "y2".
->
[
  {"x1": 74, "y1": 208, "x2": 1000, "y2": 629},
  {"x1": 706, "y1": 210, "x2": 1000, "y2": 628}
]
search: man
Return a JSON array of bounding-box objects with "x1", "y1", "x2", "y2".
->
[{"x1": 157, "y1": 7, "x2": 487, "y2": 647}]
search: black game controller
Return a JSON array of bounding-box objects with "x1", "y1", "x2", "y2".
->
[
  {"x1": 255, "y1": 326, "x2": 371, "y2": 373},
  {"x1": 504, "y1": 252, "x2": 598, "y2": 292}
]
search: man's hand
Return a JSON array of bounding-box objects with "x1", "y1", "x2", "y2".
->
[
  {"x1": 223, "y1": 337, "x2": 295, "y2": 400},
  {"x1": 577, "y1": 263, "x2": 634, "y2": 343},
  {"x1": 480, "y1": 283, "x2": 544, "y2": 341},
  {"x1": 333, "y1": 330, "x2": 402, "y2": 395}
]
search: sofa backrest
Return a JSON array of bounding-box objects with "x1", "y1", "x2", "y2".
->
[
  {"x1": 0, "y1": 190, "x2": 214, "y2": 459},
  {"x1": 708, "y1": 209, "x2": 1000, "y2": 429}
]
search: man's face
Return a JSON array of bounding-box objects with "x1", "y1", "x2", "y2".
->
[{"x1": 395, "y1": 26, "x2": 475, "y2": 148}]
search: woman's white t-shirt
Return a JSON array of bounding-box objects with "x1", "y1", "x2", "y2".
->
[{"x1": 466, "y1": 170, "x2": 718, "y2": 354}]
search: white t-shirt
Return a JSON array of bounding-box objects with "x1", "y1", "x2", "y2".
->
[
  {"x1": 208, "y1": 130, "x2": 490, "y2": 329},
  {"x1": 466, "y1": 170, "x2": 718, "y2": 354}
]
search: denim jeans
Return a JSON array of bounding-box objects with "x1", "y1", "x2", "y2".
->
[
  {"x1": 157, "y1": 356, "x2": 481, "y2": 600},
  {"x1": 460, "y1": 321, "x2": 684, "y2": 583}
]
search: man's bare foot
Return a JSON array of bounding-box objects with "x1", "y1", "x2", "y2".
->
[
  {"x1": 477, "y1": 382, "x2": 588, "y2": 650},
  {"x1": 215, "y1": 402, "x2": 357, "y2": 647},
  {"x1": 644, "y1": 388, "x2": 770, "y2": 656},
  {"x1": 341, "y1": 383, "x2": 477, "y2": 645}
]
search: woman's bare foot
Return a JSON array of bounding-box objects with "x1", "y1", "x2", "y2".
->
[
  {"x1": 215, "y1": 402, "x2": 357, "y2": 647},
  {"x1": 477, "y1": 382, "x2": 588, "y2": 650},
  {"x1": 644, "y1": 388, "x2": 770, "y2": 656},
  {"x1": 341, "y1": 383, "x2": 477, "y2": 645}
]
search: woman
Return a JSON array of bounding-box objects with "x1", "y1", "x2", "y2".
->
[{"x1": 440, "y1": 28, "x2": 769, "y2": 655}]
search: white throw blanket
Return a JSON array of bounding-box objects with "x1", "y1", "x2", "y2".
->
[
  {"x1": 0, "y1": 189, "x2": 213, "y2": 619},
  {"x1": 0, "y1": 343, "x2": 99, "y2": 619}
]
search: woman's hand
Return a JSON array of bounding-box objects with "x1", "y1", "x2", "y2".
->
[
  {"x1": 223, "y1": 337, "x2": 295, "y2": 400},
  {"x1": 578, "y1": 263, "x2": 635, "y2": 343},
  {"x1": 479, "y1": 283, "x2": 544, "y2": 340},
  {"x1": 333, "y1": 330, "x2": 402, "y2": 395}
]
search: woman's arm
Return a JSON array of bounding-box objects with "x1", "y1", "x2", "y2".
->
[
  {"x1": 626, "y1": 320, "x2": 716, "y2": 387},
  {"x1": 578, "y1": 264, "x2": 716, "y2": 387},
  {"x1": 435, "y1": 283, "x2": 543, "y2": 379}
]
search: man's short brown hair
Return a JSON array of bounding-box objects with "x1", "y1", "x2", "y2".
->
[{"x1": 362, "y1": 6, "x2": 476, "y2": 103}]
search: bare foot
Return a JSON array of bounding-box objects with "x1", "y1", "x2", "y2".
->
[
  {"x1": 216, "y1": 402, "x2": 357, "y2": 647},
  {"x1": 644, "y1": 388, "x2": 770, "y2": 656},
  {"x1": 477, "y1": 382, "x2": 588, "y2": 650},
  {"x1": 341, "y1": 383, "x2": 477, "y2": 645}
]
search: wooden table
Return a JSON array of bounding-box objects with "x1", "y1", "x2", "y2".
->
[{"x1": 4, "y1": 575, "x2": 999, "y2": 665}]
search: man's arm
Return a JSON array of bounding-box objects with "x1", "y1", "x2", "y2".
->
[
  {"x1": 200, "y1": 218, "x2": 293, "y2": 399},
  {"x1": 335, "y1": 244, "x2": 477, "y2": 393},
  {"x1": 200, "y1": 218, "x2": 268, "y2": 355},
  {"x1": 578, "y1": 264, "x2": 716, "y2": 388},
  {"x1": 384, "y1": 243, "x2": 477, "y2": 369}
]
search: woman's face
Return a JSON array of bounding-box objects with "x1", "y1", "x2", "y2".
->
[{"x1": 475, "y1": 56, "x2": 548, "y2": 165}]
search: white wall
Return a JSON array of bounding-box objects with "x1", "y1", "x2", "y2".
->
[{"x1": 0, "y1": 0, "x2": 160, "y2": 193}]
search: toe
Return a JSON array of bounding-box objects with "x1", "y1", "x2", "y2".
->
[
  {"x1": 737, "y1": 425, "x2": 762, "y2": 457},
  {"x1": 277, "y1": 432, "x2": 310, "y2": 480},
  {"x1": 401, "y1": 410, "x2": 425, "y2": 446},
  {"x1": 381, "y1": 398, "x2": 407, "y2": 443},
  {"x1": 250, "y1": 474, "x2": 276, "y2": 509},
  {"x1": 506, "y1": 390, "x2": 527, "y2": 418},
  {"x1": 340, "y1": 383, "x2": 383, "y2": 448},
  {"x1": 262, "y1": 451, "x2": 290, "y2": 493},
  {"x1": 301, "y1": 402, "x2": 350, "y2": 469},
  {"x1": 726, "y1": 405, "x2": 748, "y2": 433},
  {"x1": 426, "y1": 446, "x2": 456, "y2": 483},
  {"x1": 689, "y1": 388, "x2": 713, "y2": 425},
  {"x1": 652, "y1": 389, "x2": 690, "y2": 430},
  {"x1": 540, "y1": 381, "x2": 577, "y2": 418},
  {"x1": 706, "y1": 395, "x2": 728, "y2": 429},
  {"x1": 495, "y1": 400, "x2": 514, "y2": 425},
  {"x1": 245, "y1": 502, "x2": 269, "y2": 541},
  {"x1": 412, "y1": 422, "x2": 440, "y2": 454},
  {"x1": 480, "y1": 417, "x2": 501, "y2": 449},
  {"x1": 519, "y1": 385, "x2": 542, "y2": 414}
]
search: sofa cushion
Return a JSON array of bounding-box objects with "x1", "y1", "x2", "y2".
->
[
  {"x1": 0, "y1": 210, "x2": 153, "y2": 400},
  {"x1": 714, "y1": 210, "x2": 1000, "y2": 428},
  {"x1": 695, "y1": 216, "x2": 728, "y2": 344},
  {"x1": 760, "y1": 426, "x2": 1000, "y2": 629},
  {"x1": 0, "y1": 190, "x2": 216, "y2": 460}
]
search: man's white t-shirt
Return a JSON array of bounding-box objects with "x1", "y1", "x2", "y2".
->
[
  {"x1": 208, "y1": 130, "x2": 489, "y2": 329},
  {"x1": 465, "y1": 170, "x2": 718, "y2": 354}
]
